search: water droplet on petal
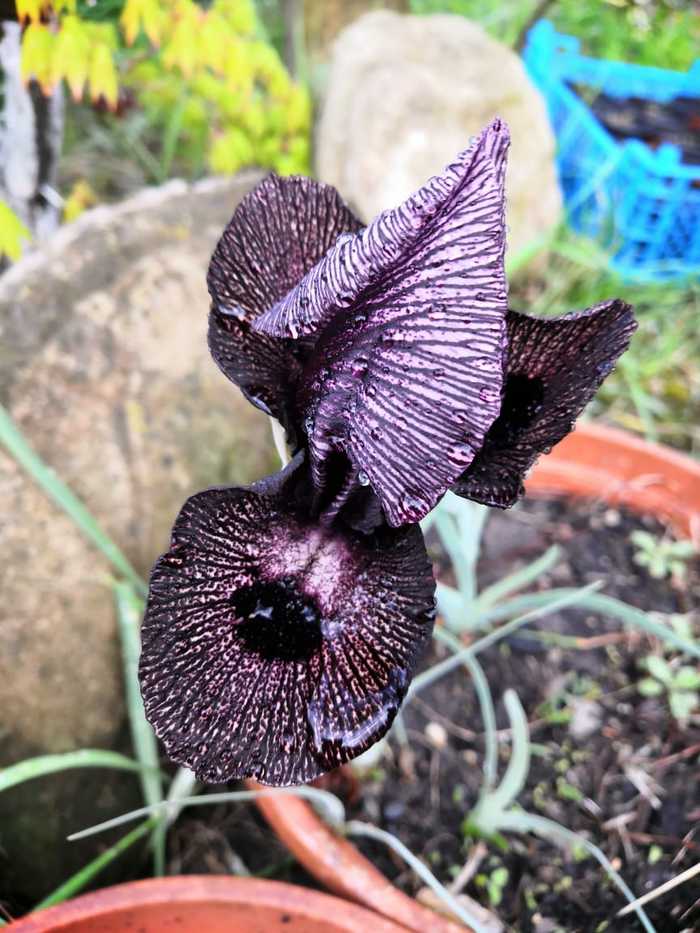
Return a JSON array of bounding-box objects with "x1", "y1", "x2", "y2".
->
[
  {"x1": 400, "y1": 491, "x2": 430, "y2": 520},
  {"x1": 358, "y1": 470, "x2": 370, "y2": 486},
  {"x1": 219, "y1": 304, "x2": 246, "y2": 320}
]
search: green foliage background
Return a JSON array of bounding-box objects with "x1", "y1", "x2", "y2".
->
[{"x1": 410, "y1": 0, "x2": 700, "y2": 69}]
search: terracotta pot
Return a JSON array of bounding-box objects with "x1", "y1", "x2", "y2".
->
[
  {"x1": 9, "y1": 876, "x2": 408, "y2": 932},
  {"x1": 524, "y1": 422, "x2": 700, "y2": 539},
  {"x1": 253, "y1": 423, "x2": 700, "y2": 931}
]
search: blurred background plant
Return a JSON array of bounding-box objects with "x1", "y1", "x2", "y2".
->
[
  {"x1": 0, "y1": 0, "x2": 310, "y2": 255},
  {"x1": 410, "y1": 0, "x2": 700, "y2": 66}
]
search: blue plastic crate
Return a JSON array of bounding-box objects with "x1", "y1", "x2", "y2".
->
[{"x1": 524, "y1": 20, "x2": 700, "y2": 282}]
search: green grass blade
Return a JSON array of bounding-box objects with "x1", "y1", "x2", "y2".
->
[
  {"x1": 434, "y1": 510, "x2": 475, "y2": 601},
  {"x1": 434, "y1": 628, "x2": 499, "y2": 791},
  {"x1": 473, "y1": 689, "x2": 530, "y2": 826},
  {"x1": 474, "y1": 589, "x2": 700, "y2": 658},
  {"x1": 159, "y1": 95, "x2": 188, "y2": 181},
  {"x1": 575, "y1": 592, "x2": 700, "y2": 657},
  {"x1": 163, "y1": 766, "x2": 198, "y2": 826},
  {"x1": 410, "y1": 582, "x2": 603, "y2": 696},
  {"x1": 435, "y1": 581, "x2": 468, "y2": 629},
  {"x1": 345, "y1": 821, "x2": 491, "y2": 933},
  {"x1": 114, "y1": 582, "x2": 165, "y2": 874},
  {"x1": 474, "y1": 545, "x2": 561, "y2": 613},
  {"x1": 33, "y1": 821, "x2": 154, "y2": 911},
  {"x1": 0, "y1": 750, "x2": 144, "y2": 793},
  {"x1": 500, "y1": 811, "x2": 656, "y2": 933},
  {"x1": 0, "y1": 404, "x2": 146, "y2": 596},
  {"x1": 68, "y1": 787, "x2": 347, "y2": 841}
]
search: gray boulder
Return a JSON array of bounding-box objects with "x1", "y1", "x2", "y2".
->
[
  {"x1": 316, "y1": 10, "x2": 562, "y2": 260},
  {"x1": 0, "y1": 174, "x2": 275, "y2": 903}
]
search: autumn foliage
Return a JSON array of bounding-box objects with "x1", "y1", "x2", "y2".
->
[{"x1": 1, "y1": 0, "x2": 311, "y2": 259}]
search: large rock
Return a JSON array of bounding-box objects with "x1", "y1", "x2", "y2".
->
[
  {"x1": 316, "y1": 11, "x2": 561, "y2": 259},
  {"x1": 0, "y1": 175, "x2": 276, "y2": 904}
]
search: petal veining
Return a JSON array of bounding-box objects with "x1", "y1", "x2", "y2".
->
[
  {"x1": 207, "y1": 174, "x2": 362, "y2": 423},
  {"x1": 453, "y1": 300, "x2": 637, "y2": 508},
  {"x1": 139, "y1": 466, "x2": 435, "y2": 786}
]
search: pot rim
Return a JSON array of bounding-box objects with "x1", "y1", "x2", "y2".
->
[
  {"x1": 253, "y1": 422, "x2": 700, "y2": 932},
  {"x1": 9, "y1": 875, "x2": 409, "y2": 932}
]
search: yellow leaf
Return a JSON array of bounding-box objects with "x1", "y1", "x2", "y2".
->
[
  {"x1": 20, "y1": 23, "x2": 55, "y2": 93},
  {"x1": 285, "y1": 84, "x2": 312, "y2": 134},
  {"x1": 120, "y1": 0, "x2": 141, "y2": 45},
  {"x1": 213, "y1": 0, "x2": 256, "y2": 35},
  {"x1": 88, "y1": 43, "x2": 118, "y2": 109},
  {"x1": 141, "y1": 0, "x2": 164, "y2": 46},
  {"x1": 84, "y1": 21, "x2": 119, "y2": 51},
  {"x1": 209, "y1": 127, "x2": 255, "y2": 174},
  {"x1": 0, "y1": 201, "x2": 31, "y2": 262},
  {"x1": 223, "y1": 48, "x2": 253, "y2": 96},
  {"x1": 199, "y1": 10, "x2": 231, "y2": 73},
  {"x1": 51, "y1": 15, "x2": 90, "y2": 100},
  {"x1": 238, "y1": 102, "x2": 265, "y2": 139},
  {"x1": 162, "y1": 2, "x2": 201, "y2": 77},
  {"x1": 62, "y1": 180, "x2": 97, "y2": 223},
  {"x1": 120, "y1": 0, "x2": 163, "y2": 47},
  {"x1": 15, "y1": 0, "x2": 42, "y2": 24}
]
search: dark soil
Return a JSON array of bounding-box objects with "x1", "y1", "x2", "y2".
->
[
  {"x1": 346, "y1": 496, "x2": 700, "y2": 933},
  {"x1": 166, "y1": 799, "x2": 317, "y2": 888},
  {"x1": 570, "y1": 86, "x2": 700, "y2": 166}
]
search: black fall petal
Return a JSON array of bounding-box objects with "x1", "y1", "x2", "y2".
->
[
  {"x1": 139, "y1": 464, "x2": 435, "y2": 786},
  {"x1": 207, "y1": 174, "x2": 362, "y2": 427},
  {"x1": 453, "y1": 300, "x2": 637, "y2": 508}
]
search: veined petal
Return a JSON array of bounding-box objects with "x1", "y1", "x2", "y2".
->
[
  {"x1": 259, "y1": 121, "x2": 510, "y2": 527},
  {"x1": 207, "y1": 174, "x2": 362, "y2": 422},
  {"x1": 255, "y1": 120, "x2": 509, "y2": 341},
  {"x1": 139, "y1": 463, "x2": 435, "y2": 786},
  {"x1": 453, "y1": 300, "x2": 637, "y2": 508}
]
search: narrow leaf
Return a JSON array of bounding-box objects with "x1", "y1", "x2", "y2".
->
[
  {"x1": 33, "y1": 821, "x2": 154, "y2": 911},
  {"x1": 68, "y1": 787, "x2": 346, "y2": 841},
  {"x1": 0, "y1": 750, "x2": 143, "y2": 793},
  {"x1": 474, "y1": 545, "x2": 561, "y2": 613},
  {"x1": 114, "y1": 582, "x2": 165, "y2": 874},
  {"x1": 0, "y1": 404, "x2": 146, "y2": 596}
]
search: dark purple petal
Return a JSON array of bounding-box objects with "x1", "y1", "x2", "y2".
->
[
  {"x1": 257, "y1": 121, "x2": 510, "y2": 527},
  {"x1": 139, "y1": 466, "x2": 435, "y2": 786},
  {"x1": 207, "y1": 174, "x2": 362, "y2": 421},
  {"x1": 453, "y1": 300, "x2": 637, "y2": 508}
]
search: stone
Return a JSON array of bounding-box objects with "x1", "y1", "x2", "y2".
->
[
  {"x1": 0, "y1": 174, "x2": 276, "y2": 904},
  {"x1": 316, "y1": 10, "x2": 562, "y2": 260}
]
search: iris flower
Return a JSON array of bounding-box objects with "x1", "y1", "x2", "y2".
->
[{"x1": 139, "y1": 120, "x2": 635, "y2": 786}]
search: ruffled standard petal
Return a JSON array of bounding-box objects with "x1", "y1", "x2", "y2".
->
[
  {"x1": 207, "y1": 175, "x2": 362, "y2": 422},
  {"x1": 139, "y1": 465, "x2": 435, "y2": 786},
  {"x1": 453, "y1": 300, "x2": 637, "y2": 508},
  {"x1": 258, "y1": 121, "x2": 510, "y2": 527}
]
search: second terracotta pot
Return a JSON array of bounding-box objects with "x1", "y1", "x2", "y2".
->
[{"x1": 9, "y1": 876, "x2": 408, "y2": 932}]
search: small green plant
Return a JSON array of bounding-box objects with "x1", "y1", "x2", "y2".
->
[
  {"x1": 630, "y1": 530, "x2": 696, "y2": 582},
  {"x1": 475, "y1": 865, "x2": 509, "y2": 907},
  {"x1": 638, "y1": 654, "x2": 700, "y2": 723}
]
